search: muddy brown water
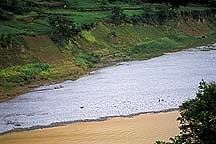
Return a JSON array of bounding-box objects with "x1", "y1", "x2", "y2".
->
[{"x1": 0, "y1": 111, "x2": 180, "y2": 144}]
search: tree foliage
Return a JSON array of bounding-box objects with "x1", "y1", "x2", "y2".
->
[
  {"x1": 48, "y1": 16, "x2": 81, "y2": 46},
  {"x1": 0, "y1": 0, "x2": 30, "y2": 15},
  {"x1": 131, "y1": 5, "x2": 213, "y2": 25},
  {"x1": 0, "y1": 34, "x2": 23, "y2": 49},
  {"x1": 156, "y1": 81, "x2": 216, "y2": 144},
  {"x1": 109, "y1": 7, "x2": 126, "y2": 25}
]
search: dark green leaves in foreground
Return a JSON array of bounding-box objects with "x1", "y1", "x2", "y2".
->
[{"x1": 156, "y1": 80, "x2": 216, "y2": 144}]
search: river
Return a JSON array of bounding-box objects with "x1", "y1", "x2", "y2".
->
[{"x1": 0, "y1": 44, "x2": 216, "y2": 134}]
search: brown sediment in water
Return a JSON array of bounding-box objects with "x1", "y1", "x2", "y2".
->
[{"x1": 0, "y1": 111, "x2": 180, "y2": 144}]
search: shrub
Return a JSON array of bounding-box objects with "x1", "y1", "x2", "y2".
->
[
  {"x1": 81, "y1": 23, "x2": 95, "y2": 31},
  {"x1": 0, "y1": 63, "x2": 52, "y2": 87},
  {"x1": 0, "y1": 34, "x2": 22, "y2": 48},
  {"x1": 0, "y1": 8, "x2": 14, "y2": 20},
  {"x1": 127, "y1": 37, "x2": 180, "y2": 55},
  {"x1": 156, "y1": 80, "x2": 216, "y2": 144},
  {"x1": 109, "y1": 7, "x2": 126, "y2": 25},
  {"x1": 75, "y1": 52, "x2": 101, "y2": 67},
  {"x1": 80, "y1": 30, "x2": 96, "y2": 43},
  {"x1": 48, "y1": 16, "x2": 81, "y2": 46}
]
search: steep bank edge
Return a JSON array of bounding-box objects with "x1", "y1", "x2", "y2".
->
[{"x1": 0, "y1": 19, "x2": 216, "y2": 102}]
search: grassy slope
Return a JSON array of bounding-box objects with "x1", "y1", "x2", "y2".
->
[
  {"x1": 0, "y1": 1, "x2": 216, "y2": 101},
  {"x1": 0, "y1": 18, "x2": 216, "y2": 101}
]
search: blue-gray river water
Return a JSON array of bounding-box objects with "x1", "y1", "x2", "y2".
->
[{"x1": 0, "y1": 44, "x2": 216, "y2": 134}]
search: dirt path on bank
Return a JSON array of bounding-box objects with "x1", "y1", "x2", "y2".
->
[{"x1": 0, "y1": 111, "x2": 180, "y2": 144}]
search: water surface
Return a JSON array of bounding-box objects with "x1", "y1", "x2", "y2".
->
[{"x1": 0, "y1": 44, "x2": 216, "y2": 133}]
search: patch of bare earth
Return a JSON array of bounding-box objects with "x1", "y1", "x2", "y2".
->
[{"x1": 22, "y1": 35, "x2": 63, "y2": 64}]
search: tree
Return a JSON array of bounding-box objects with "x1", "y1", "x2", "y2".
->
[
  {"x1": 0, "y1": 0, "x2": 29, "y2": 15},
  {"x1": 109, "y1": 6, "x2": 126, "y2": 25},
  {"x1": 156, "y1": 80, "x2": 216, "y2": 144},
  {"x1": 48, "y1": 16, "x2": 80, "y2": 46},
  {"x1": 97, "y1": 0, "x2": 109, "y2": 6}
]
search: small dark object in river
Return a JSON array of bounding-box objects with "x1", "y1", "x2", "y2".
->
[
  {"x1": 54, "y1": 85, "x2": 64, "y2": 89},
  {"x1": 14, "y1": 124, "x2": 21, "y2": 126}
]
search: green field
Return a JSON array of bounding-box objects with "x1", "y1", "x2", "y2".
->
[{"x1": 0, "y1": 0, "x2": 211, "y2": 36}]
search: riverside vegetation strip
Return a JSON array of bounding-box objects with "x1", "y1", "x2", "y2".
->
[{"x1": 0, "y1": 0, "x2": 216, "y2": 101}]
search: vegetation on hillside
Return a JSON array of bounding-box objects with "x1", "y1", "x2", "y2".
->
[
  {"x1": 0, "y1": 0, "x2": 216, "y2": 101},
  {"x1": 48, "y1": 16, "x2": 81, "y2": 46},
  {"x1": 0, "y1": 0, "x2": 215, "y2": 46},
  {"x1": 156, "y1": 81, "x2": 216, "y2": 144}
]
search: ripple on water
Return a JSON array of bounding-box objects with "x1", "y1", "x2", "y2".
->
[{"x1": 0, "y1": 44, "x2": 216, "y2": 133}]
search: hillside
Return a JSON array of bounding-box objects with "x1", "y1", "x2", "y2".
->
[{"x1": 0, "y1": 0, "x2": 216, "y2": 101}]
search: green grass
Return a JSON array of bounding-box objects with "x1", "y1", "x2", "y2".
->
[
  {"x1": 15, "y1": 11, "x2": 39, "y2": 20},
  {"x1": 80, "y1": 30, "x2": 97, "y2": 43},
  {"x1": 0, "y1": 20, "x2": 50, "y2": 36},
  {"x1": 0, "y1": 2, "x2": 212, "y2": 37},
  {"x1": 34, "y1": 1, "x2": 65, "y2": 8},
  {"x1": 75, "y1": 52, "x2": 101, "y2": 67},
  {"x1": 179, "y1": 5, "x2": 211, "y2": 11},
  {"x1": 89, "y1": 36, "x2": 183, "y2": 62},
  {"x1": 0, "y1": 25, "x2": 25, "y2": 35},
  {"x1": 45, "y1": 9, "x2": 80, "y2": 15},
  {"x1": 67, "y1": 11, "x2": 111, "y2": 26},
  {"x1": 65, "y1": 0, "x2": 102, "y2": 8},
  {"x1": 65, "y1": 0, "x2": 143, "y2": 9},
  {"x1": 45, "y1": 10, "x2": 111, "y2": 26},
  {"x1": 127, "y1": 37, "x2": 181, "y2": 58},
  {"x1": 45, "y1": 9, "x2": 146, "y2": 26},
  {"x1": 124, "y1": 10, "x2": 144, "y2": 16},
  {"x1": 106, "y1": 24, "x2": 165, "y2": 47},
  {"x1": 0, "y1": 63, "x2": 52, "y2": 90},
  {"x1": 34, "y1": 19, "x2": 49, "y2": 26}
]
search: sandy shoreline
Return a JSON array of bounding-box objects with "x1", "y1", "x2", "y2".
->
[{"x1": 0, "y1": 111, "x2": 180, "y2": 144}]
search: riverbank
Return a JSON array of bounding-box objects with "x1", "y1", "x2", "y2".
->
[
  {"x1": 1, "y1": 19, "x2": 216, "y2": 102},
  {"x1": 0, "y1": 111, "x2": 180, "y2": 144},
  {"x1": 1, "y1": 46, "x2": 216, "y2": 134}
]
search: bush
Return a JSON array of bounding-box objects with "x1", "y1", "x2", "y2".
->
[
  {"x1": 81, "y1": 23, "x2": 95, "y2": 31},
  {"x1": 131, "y1": 5, "x2": 214, "y2": 25},
  {"x1": 0, "y1": 63, "x2": 52, "y2": 87},
  {"x1": 48, "y1": 16, "x2": 81, "y2": 46},
  {"x1": 0, "y1": 34, "x2": 22, "y2": 48},
  {"x1": 156, "y1": 80, "x2": 216, "y2": 144},
  {"x1": 109, "y1": 7, "x2": 126, "y2": 25},
  {"x1": 0, "y1": 8, "x2": 14, "y2": 20},
  {"x1": 127, "y1": 37, "x2": 180, "y2": 55},
  {"x1": 0, "y1": 0, "x2": 31, "y2": 15},
  {"x1": 75, "y1": 52, "x2": 101, "y2": 67},
  {"x1": 80, "y1": 30, "x2": 96, "y2": 43}
]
